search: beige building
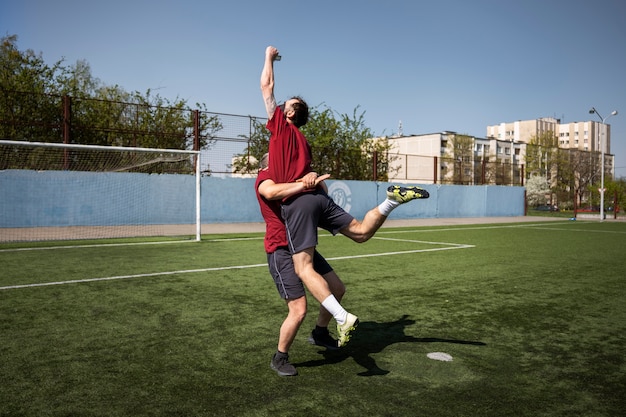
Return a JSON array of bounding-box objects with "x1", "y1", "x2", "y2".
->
[
  {"x1": 486, "y1": 117, "x2": 614, "y2": 175},
  {"x1": 385, "y1": 117, "x2": 614, "y2": 185},
  {"x1": 386, "y1": 132, "x2": 524, "y2": 185}
]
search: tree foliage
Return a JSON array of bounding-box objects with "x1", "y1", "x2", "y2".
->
[
  {"x1": 525, "y1": 131, "x2": 559, "y2": 179},
  {"x1": 526, "y1": 175, "x2": 551, "y2": 206},
  {"x1": 233, "y1": 105, "x2": 393, "y2": 181},
  {"x1": 0, "y1": 34, "x2": 221, "y2": 156},
  {"x1": 442, "y1": 133, "x2": 474, "y2": 184},
  {"x1": 551, "y1": 148, "x2": 599, "y2": 210},
  {"x1": 587, "y1": 176, "x2": 626, "y2": 212}
]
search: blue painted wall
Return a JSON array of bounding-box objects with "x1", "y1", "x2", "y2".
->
[{"x1": 1, "y1": 170, "x2": 525, "y2": 228}]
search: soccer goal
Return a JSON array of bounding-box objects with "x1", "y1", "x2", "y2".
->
[{"x1": 0, "y1": 140, "x2": 201, "y2": 243}]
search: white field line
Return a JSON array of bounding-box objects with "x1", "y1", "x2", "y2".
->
[
  {"x1": 373, "y1": 236, "x2": 473, "y2": 247},
  {"x1": 0, "y1": 238, "x2": 474, "y2": 291},
  {"x1": 3, "y1": 221, "x2": 619, "y2": 290},
  {"x1": 0, "y1": 263, "x2": 268, "y2": 290},
  {"x1": 370, "y1": 221, "x2": 577, "y2": 235},
  {"x1": 0, "y1": 221, "x2": 589, "y2": 253},
  {"x1": 0, "y1": 239, "x2": 197, "y2": 253},
  {"x1": 519, "y1": 225, "x2": 626, "y2": 234}
]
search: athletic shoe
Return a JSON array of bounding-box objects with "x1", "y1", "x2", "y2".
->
[
  {"x1": 386, "y1": 185, "x2": 429, "y2": 203},
  {"x1": 270, "y1": 352, "x2": 298, "y2": 376},
  {"x1": 308, "y1": 328, "x2": 340, "y2": 350},
  {"x1": 337, "y1": 313, "x2": 359, "y2": 347}
]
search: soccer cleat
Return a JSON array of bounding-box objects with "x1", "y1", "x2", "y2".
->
[
  {"x1": 270, "y1": 352, "x2": 298, "y2": 376},
  {"x1": 308, "y1": 328, "x2": 340, "y2": 350},
  {"x1": 337, "y1": 313, "x2": 359, "y2": 347},
  {"x1": 386, "y1": 185, "x2": 429, "y2": 203}
]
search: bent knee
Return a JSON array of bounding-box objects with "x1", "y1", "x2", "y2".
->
[{"x1": 352, "y1": 234, "x2": 370, "y2": 243}]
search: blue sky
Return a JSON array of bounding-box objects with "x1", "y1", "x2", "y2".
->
[{"x1": 3, "y1": 0, "x2": 626, "y2": 176}]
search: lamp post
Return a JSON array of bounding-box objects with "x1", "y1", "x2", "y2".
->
[{"x1": 588, "y1": 107, "x2": 618, "y2": 222}]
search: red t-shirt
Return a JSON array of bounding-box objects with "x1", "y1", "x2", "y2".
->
[
  {"x1": 255, "y1": 169, "x2": 287, "y2": 254},
  {"x1": 266, "y1": 105, "x2": 312, "y2": 185}
]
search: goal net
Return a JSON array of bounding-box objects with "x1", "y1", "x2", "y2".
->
[{"x1": 0, "y1": 140, "x2": 201, "y2": 243}]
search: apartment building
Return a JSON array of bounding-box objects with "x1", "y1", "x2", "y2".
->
[
  {"x1": 486, "y1": 117, "x2": 614, "y2": 175},
  {"x1": 386, "y1": 132, "x2": 524, "y2": 185}
]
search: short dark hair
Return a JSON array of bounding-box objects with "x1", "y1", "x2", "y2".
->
[
  {"x1": 290, "y1": 96, "x2": 309, "y2": 127},
  {"x1": 259, "y1": 153, "x2": 269, "y2": 170}
]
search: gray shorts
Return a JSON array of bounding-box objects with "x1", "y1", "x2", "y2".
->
[
  {"x1": 281, "y1": 190, "x2": 354, "y2": 254},
  {"x1": 267, "y1": 247, "x2": 333, "y2": 299}
]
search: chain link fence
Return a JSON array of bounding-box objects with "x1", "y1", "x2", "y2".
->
[{"x1": 1, "y1": 91, "x2": 524, "y2": 184}]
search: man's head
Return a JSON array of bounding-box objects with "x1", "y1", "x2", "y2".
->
[
  {"x1": 282, "y1": 96, "x2": 309, "y2": 128},
  {"x1": 259, "y1": 153, "x2": 269, "y2": 170}
]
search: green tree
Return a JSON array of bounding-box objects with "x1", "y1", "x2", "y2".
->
[
  {"x1": 587, "y1": 177, "x2": 626, "y2": 213},
  {"x1": 441, "y1": 133, "x2": 474, "y2": 184},
  {"x1": 303, "y1": 105, "x2": 390, "y2": 180},
  {"x1": 231, "y1": 117, "x2": 270, "y2": 174},
  {"x1": 1, "y1": 34, "x2": 221, "y2": 164},
  {"x1": 553, "y1": 148, "x2": 597, "y2": 211},
  {"x1": 0, "y1": 34, "x2": 65, "y2": 141},
  {"x1": 525, "y1": 131, "x2": 559, "y2": 179},
  {"x1": 233, "y1": 105, "x2": 391, "y2": 181},
  {"x1": 526, "y1": 175, "x2": 551, "y2": 206}
]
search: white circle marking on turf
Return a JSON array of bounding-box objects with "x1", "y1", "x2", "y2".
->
[{"x1": 427, "y1": 352, "x2": 453, "y2": 362}]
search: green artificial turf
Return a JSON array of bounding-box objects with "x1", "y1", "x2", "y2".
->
[{"x1": 1, "y1": 220, "x2": 625, "y2": 416}]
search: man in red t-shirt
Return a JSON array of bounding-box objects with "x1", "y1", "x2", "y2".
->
[
  {"x1": 255, "y1": 155, "x2": 342, "y2": 376},
  {"x1": 260, "y1": 45, "x2": 430, "y2": 351},
  {"x1": 261, "y1": 46, "x2": 361, "y2": 350}
]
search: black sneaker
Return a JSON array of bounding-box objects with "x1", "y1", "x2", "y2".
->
[
  {"x1": 270, "y1": 353, "x2": 298, "y2": 376},
  {"x1": 308, "y1": 328, "x2": 340, "y2": 350}
]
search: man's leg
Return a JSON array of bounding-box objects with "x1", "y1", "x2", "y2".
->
[
  {"x1": 271, "y1": 296, "x2": 306, "y2": 377},
  {"x1": 278, "y1": 296, "x2": 307, "y2": 353},
  {"x1": 339, "y1": 207, "x2": 387, "y2": 243},
  {"x1": 292, "y1": 248, "x2": 336, "y2": 309},
  {"x1": 292, "y1": 248, "x2": 358, "y2": 347},
  {"x1": 309, "y1": 270, "x2": 346, "y2": 350},
  {"x1": 340, "y1": 185, "x2": 430, "y2": 243},
  {"x1": 315, "y1": 270, "x2": 346, "y2": 327}
]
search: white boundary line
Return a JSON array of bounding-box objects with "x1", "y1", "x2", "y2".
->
[
  {"x1": 518, "y1": 225, "x2": 626, "y2": 234},
  {"x1": 3, "y1": 220, "x2": 621, "y2": 290},
  {"x1": 0, "y1": 237, "x2": 474, "y2": 290},
  {"x1": 0, "y1": 239, "x2": 197, "y2": 253},
  {"x1": 0, "y1": 220, "x2": 597, "y2": 252}
]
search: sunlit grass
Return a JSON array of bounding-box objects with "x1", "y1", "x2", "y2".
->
[{"x1": 1, "y1": 220, "x2": 625, "y2": 416}]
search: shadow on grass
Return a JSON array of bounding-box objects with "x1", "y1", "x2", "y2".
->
[{"x1": 293, "y1": 315, "x2": 486, "y2": 376}]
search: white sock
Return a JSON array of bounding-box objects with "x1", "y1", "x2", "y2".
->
[
  {"x1": 321, "y1": 295, "x2": 348, "y2": 325},
  {"x1": 377, "y1": 198, "x2": 400, "y2": 217}
]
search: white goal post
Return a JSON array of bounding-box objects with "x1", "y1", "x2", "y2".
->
[{"x1": 0, "y1": 140, "x2": 201, "y2": 243}]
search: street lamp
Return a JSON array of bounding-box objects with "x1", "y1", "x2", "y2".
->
[{"x1": 588, "y1": 107, "x2": 618, "y2": 222}]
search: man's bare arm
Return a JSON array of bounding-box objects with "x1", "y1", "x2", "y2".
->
[
  {"x1": 258, "y1": 174, "x2": 330, "y2": 201},
  {"x1": 260, "y1": 46, "x2": 280, "y2": 120},
  {"x1": 258, "y1": 179, "x2": 304, "y2": 201}
]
